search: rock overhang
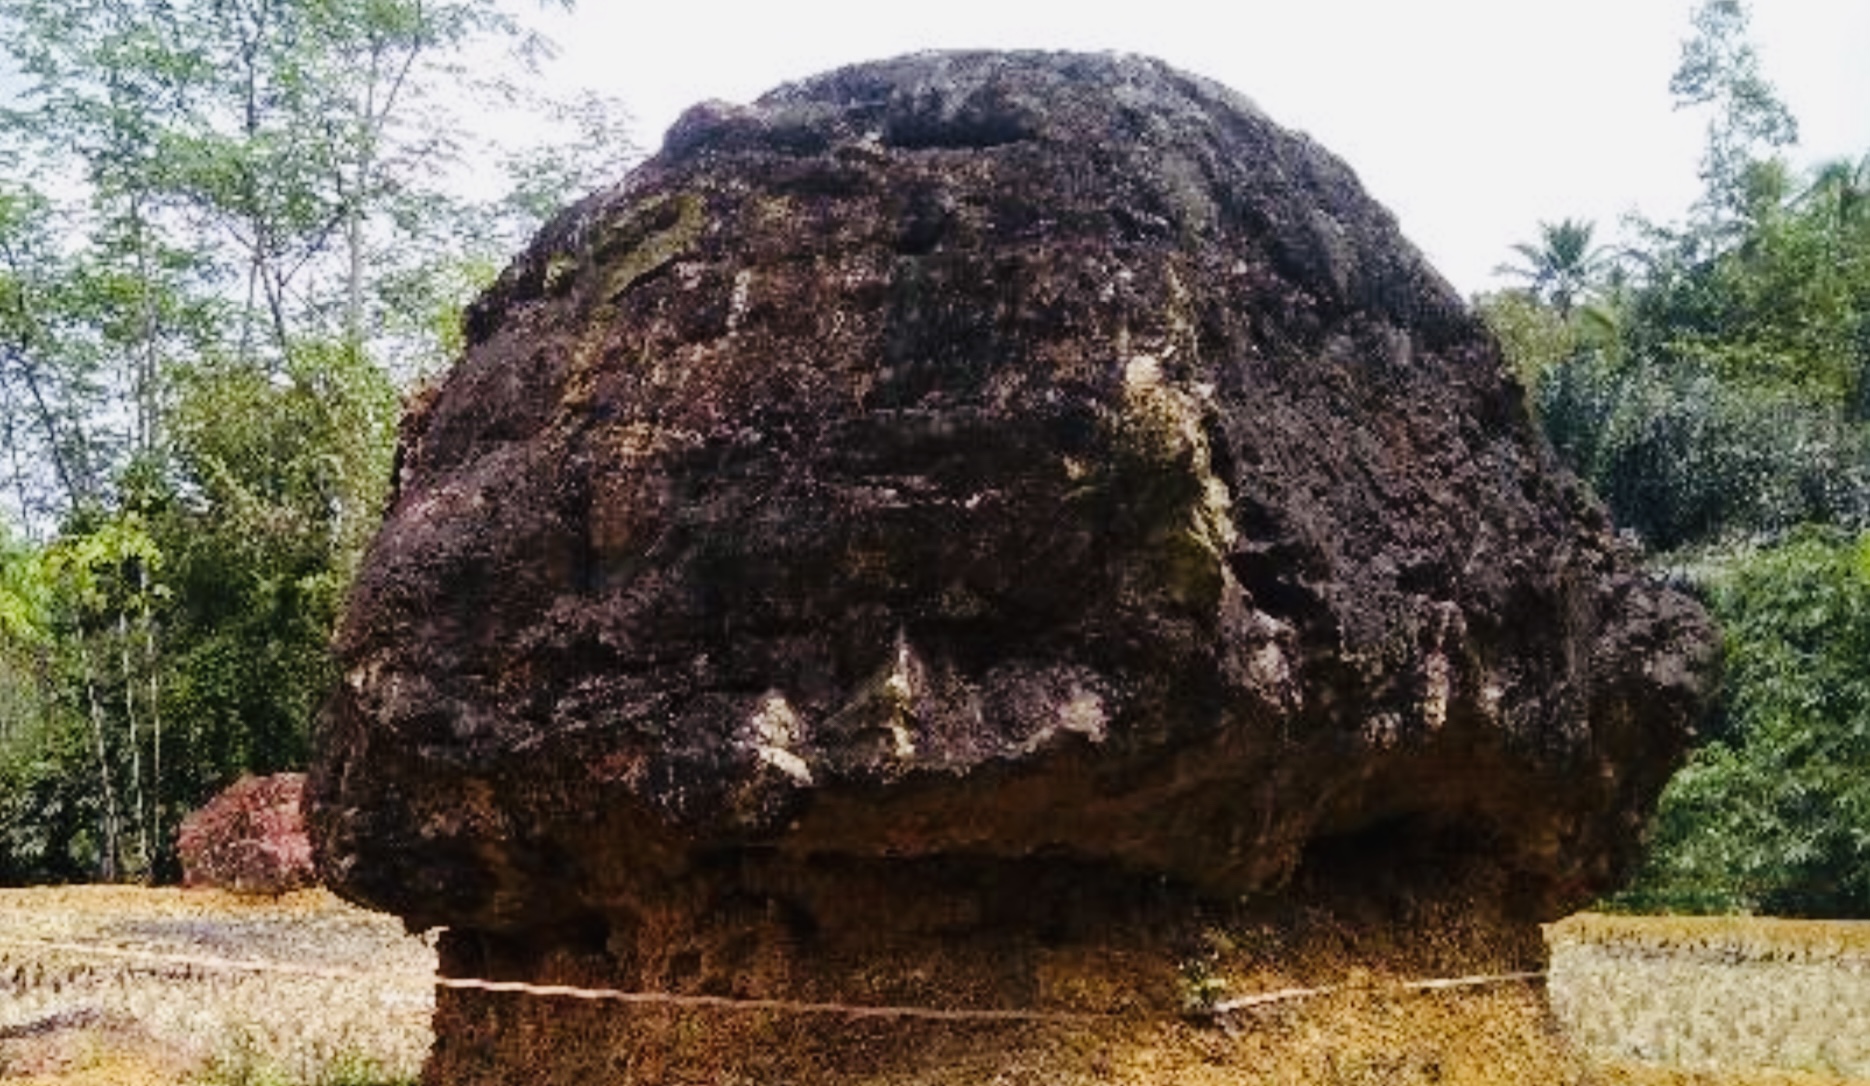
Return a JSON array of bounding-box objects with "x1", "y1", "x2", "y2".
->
[{"x1": 308, "y1": 49, "x2": 1718, "y2": 936}]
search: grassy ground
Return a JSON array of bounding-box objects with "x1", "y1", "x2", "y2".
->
[
  {"x1": 0, "y1": 889, "x2": 1865, "y2": 1084},
  {"x1": 0, "y1": 886, "x2": 431, "y2": 1085},
  {"x1": 1549, "y1": 913, "x2": 1870, "y2": 1084}
]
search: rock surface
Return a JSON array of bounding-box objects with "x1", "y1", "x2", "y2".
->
[
  {"x1": 177, "y1": 773, "x2": 316, "y2": 895},
  {"x1": 308, "y1": 48, "x2": 1716, "y2": 1083}
]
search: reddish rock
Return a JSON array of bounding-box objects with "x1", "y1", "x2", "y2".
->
[
  {"x1": 177, "y1": 773, "x2": 315, "y2": 895},
  {"x1": 308, "y1": 50, "x2": 1716, "y2": 1083}
]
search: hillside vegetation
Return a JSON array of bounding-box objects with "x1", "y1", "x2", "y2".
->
[{"x1": 1480, "y1": 3, "x2": 1870, "y2": 917}]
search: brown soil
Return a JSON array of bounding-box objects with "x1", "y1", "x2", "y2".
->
[{"x1": 426, "y1": 875, "x2": 1588, "y2": 1086}]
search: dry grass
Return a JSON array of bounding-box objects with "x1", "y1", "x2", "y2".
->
[
  {"x1": 1591, "y1": 1069, "x2": 1868, "y2": 1086},
  {"x1": 1, "y1": 890, "x2": 1867, "y2": 1084},
  {"x1": 1549, "y1": 913, "x2": 1870, "y2": 1084},
  {"x1": 0, "y1": 886, "x2": 433, "y2": 1085},
  {"x1": 1554, "y1": 913, "x2": 1870, "y2": 963}
]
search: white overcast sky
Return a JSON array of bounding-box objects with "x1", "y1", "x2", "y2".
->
[{"x1": 528, "y1": 0, "x2": 1868, "y2": 297}]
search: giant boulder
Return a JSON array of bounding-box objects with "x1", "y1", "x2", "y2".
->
[{"x1": 309, "y1": 50, "x2": 1716, "y2": 1084}]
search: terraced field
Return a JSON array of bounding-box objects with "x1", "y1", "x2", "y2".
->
[
  {"x1": 1548, "y1": 913, "x2": 1870, "y2": 1083},
  {"x1": 0, "y1": 887, "x2": 431, "y2": 1085},
  {"x1": 2, "y1": 889, "x2": 1866, "y2": 1084}
]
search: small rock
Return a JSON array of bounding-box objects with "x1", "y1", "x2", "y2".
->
[{"x1": 177, "y1": 773, "x2": 315, "y2": 895}]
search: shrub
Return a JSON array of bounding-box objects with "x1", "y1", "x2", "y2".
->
[
  {"x1": 1537, "y1": 354, "x2": 1870, "y2": 552},
  {"x1": 1618, "y1": 530, "x2": 1870, "y2": 917}
]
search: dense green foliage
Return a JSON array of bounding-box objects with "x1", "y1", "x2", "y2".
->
[
  {"x1": 0, "y1": 0, "x2": 632, "y2": 882},
  {"x1": 1626, "y1": 532, "x2": 1870, "y2": 915},
  {"x1": 1480, "y1": 1, "x2": 1870, "y2": 915},
  {"x1": 1488, "y1": 164, "x2": 1870, "y2": 551}
]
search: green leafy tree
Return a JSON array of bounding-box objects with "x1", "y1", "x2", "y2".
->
[
  {"x1": 1622, "y1": 531, "x2": 1870, "y2": 916},
  {"x1": 0, "y1": 0, "x2": 633, "y2": 883},
  {"x1": 0, "y1": 181, "x2": 141, "y2": 522},
  {"x1": 1482, "y1": 1, "x2": 1870, "y2": 920},
  {"x1": 1, "y1": 0, "x2": 591, "y2": 376},
  {"x1": 1796, "y1": 154, "x2": 1870, "y2": 417},
  {"x1": 154, "y1": 341, "x2": 395, "y2": 795},
  {"x1": 1670, "y1": 0, "x2": 1800, "y2": 221},
  {"x1": 0, "y1": 521, "x2": 52, "y2": 755},
  {"x1": 39, "y1": 513, "x2": 166, "y2": 878},
  {"x1": 1509, "y1": 155, "x2": 1870, "y2": 554},
  {"x1": 1801, "y1": 154, "x2": 1870, "y2": 235}
]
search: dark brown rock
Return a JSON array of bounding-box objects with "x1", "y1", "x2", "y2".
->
[{"x1": 308, "y1": 49, "x2": 1715, "y2": 1083}]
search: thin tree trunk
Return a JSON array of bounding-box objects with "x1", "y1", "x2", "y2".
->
[
  {"x1": 239, "y1": 258, "x2": 262, "y2": 368},
  {"x1": 141, "y1": 562, "x2": 163, "y2": 880},
  {"x1": 2, "y1": 234, "x2": 91, "y2": 516},
  {"x1": 118, "y1": 608, "x2": 149, "y2": 876},
  {"x1": 15, "y1": 359, "x2": 88, "y2": 516},
  {"x1": 264, "y1": 261, "x2": 293, "y2": 359},
  {"x1": 339, "y1": 21, "x2": 422, "y2": 360},
  {"x1": 345, "y1": 196, "x2": 365, "y2": 355},
  {"x1": 0, "y1": 373, "x2": 43, "y2": 528},
  {"x1": 77, "y1": 636, "x2": 121, "y2": 882},
  {"x1": 128, "y1": 192, "x2": 162, "y2": 455}
]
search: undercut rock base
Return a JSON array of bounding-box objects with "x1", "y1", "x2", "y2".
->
[{"x1": 424, "y1": 860, "x2": 1580, "y2": 1086}]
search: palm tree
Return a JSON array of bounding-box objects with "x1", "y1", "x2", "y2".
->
[
  {"x1": 1799, "y1": 154, "x2": 1870, "y2": 237},
  {"x1": 1494, "y1": 218, "x2": 1611, "y2": 317}
]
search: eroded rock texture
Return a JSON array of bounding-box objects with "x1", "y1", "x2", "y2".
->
[{"x1": 309, "y1": 49, "x2": 1716, "y2": 1084}]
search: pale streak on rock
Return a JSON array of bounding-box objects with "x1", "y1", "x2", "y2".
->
[{"x1": 749, "y1": 692, "x2": 813, "y2": 786}]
